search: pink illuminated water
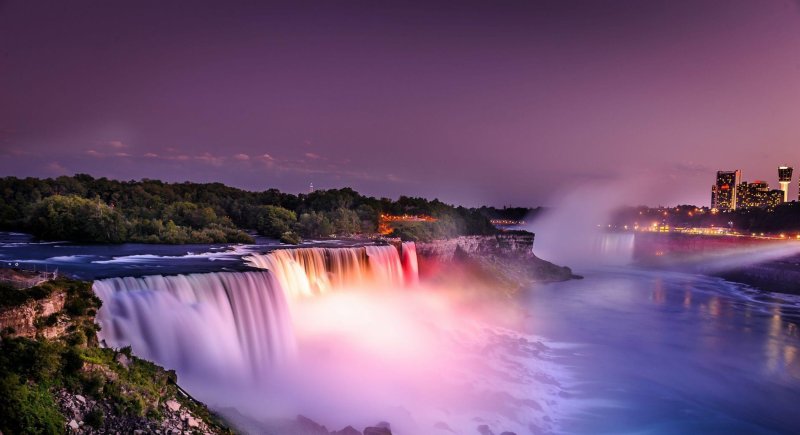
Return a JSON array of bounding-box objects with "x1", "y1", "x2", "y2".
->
[{"x1": 94, "y1": 244, "x2": 565, "y2": 434}]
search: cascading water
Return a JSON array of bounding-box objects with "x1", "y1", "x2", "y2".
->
[
  {"x1": 401, "y1": 242, "x2": 419, "y2": 287},
  {"x1": 94, "y1": 271, "x2": 295, "y2": 383},
  {"x1": 594, "y1": 232, "x2": 636, "y2": 265},
  {"x1": 243, "y1": 244, "x2": 412, "y2": 297},
  {"x1": 95, "y1": 244, "x2": 417, "y2": 386},
  {"x1": 93, "y1": 243, "x2": 564, "y2": 434}
]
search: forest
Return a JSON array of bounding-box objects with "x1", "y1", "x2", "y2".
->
[{"x1": 0, "y1": 175, "x2": 523, "y2": 244}]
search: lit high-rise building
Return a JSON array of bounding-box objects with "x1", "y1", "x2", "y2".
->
[
  {"x1": 778, "y1": 166, "x2": 792, "y2": 202},
  {"x1": 713, "y1": 170, "x2": 741, "y2": 211},
  {"x1": 766, "y1": 189, "x2": 785, "y2": 209},
  {"x1": 737, "y1": 181, "x2": 771, "y2": 209}
]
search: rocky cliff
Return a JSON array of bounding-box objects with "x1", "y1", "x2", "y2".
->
[
  {"x1": 415, "y1": 232, "x2": 577, "y2": 293},
  {"x1": 0, "y1": 290, "x2": 66, "y2": 338},
  {"x1": 0, "y1": 277, "x2": 232, "y2": 435},
  {"x1": 415, "y1": 232, "x2": 537, "y2": 261}
]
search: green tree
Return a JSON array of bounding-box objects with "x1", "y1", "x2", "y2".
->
[
  {"x1": 28, "y1": 195, "x2": 127, "y2": 243},
  {"x1": 255, "y1": 206, "x2": 297, "y2": 238},
  {"x1": 296, "y1": 212, "x2": 334, "y2": 238}
]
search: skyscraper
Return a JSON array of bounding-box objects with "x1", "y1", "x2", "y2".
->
[
  {"x1": 713, "y1": 170, "x2": 741, "y2": 211},
  {"x1": 778, "y1": 166, "x2": 792, "y2": 202},
  {"x1": 737, "y1": 181, "x2": 767, "y2": 209}
]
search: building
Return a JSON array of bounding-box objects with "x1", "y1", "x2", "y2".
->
[
  {"x1": 778, "y1": 166, "x2": 792, "y2": 202},
  {"x1": 737, "y1": 181, "x2": 770, "y2": 209},
  {"x1": 712, "y1": 170, "x2": 741, "y2": 210},
  {"x1": 767, "y1": 189, "x2": 785, "y2": 209}
]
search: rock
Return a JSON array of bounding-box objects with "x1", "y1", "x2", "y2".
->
[
  {"x1": 363, "y1": 427, "x2": 392, "y2": 435},
  {"x1": 333, "y1": 426, "x2": 362, "y2": 435},
  {"x1": 296, "y1": 415, "x2": 329, "y2": 434},
  {"x1": 115, "y1": 353, "x2": 131, "y2": 368},
  {"x1": 186, "y1": 416, "x2": 200, "y2": 428},
  {"x1": 75, "y1": 394, "x2": 86, "y2": 404},
  {"x1": 165, "y1": 399, "x2": 181, "y2": 412},
  {"x1": 68, "y1": 420, "x2": 80, "y2": 431}
]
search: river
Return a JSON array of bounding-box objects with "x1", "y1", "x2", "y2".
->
[{"x1": 2, "y1": 231, "x2": 799, "y2": 434}]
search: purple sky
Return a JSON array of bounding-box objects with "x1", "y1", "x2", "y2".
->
[{"x1": 2, "y1": 1, "x2": 800, "y2": 207}]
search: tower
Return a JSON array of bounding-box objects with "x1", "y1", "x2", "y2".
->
[
  {"x1": 778, "y1": 166, "x2": 792, "y2": 202},
  {"x1": 714, "y1": 170, "x2": 741, "y2": 211}
]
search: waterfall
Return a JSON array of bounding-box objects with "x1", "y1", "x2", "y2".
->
[
  {"x1": 244, "y1": 244, "x2": 416, "y2": 297},
  {"x1": 94, "y1": 271, "x2": 295, "y2": 382},
  {"x1": 401, "y1": 242, "x2": 419, "y2": 287},
  {"x1": 594, "y1": 232, "x2": 636, "y2": 265},
  {"x1": 94, "y1": 244, "x2": 418, "y2": 380}
]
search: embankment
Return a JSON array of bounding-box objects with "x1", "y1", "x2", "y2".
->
[{"x1": 633, "y1": 232, "x2": 800, "y2": 295}]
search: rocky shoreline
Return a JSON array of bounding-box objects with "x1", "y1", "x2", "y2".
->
[{"x1": 714, "y1": 253, "x2": 800, "y2": 295}]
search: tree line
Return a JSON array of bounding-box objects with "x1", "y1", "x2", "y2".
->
[{"x1": 0, "y1": 174, "x2": 510, "y2": 244}]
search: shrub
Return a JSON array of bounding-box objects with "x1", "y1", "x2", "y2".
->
[
  {"x1": 84, "y1": 407, "x2": 105, "y2": 429},
  {"x1": 0, "y1": 374, "x2": 63, "y2": 435}
]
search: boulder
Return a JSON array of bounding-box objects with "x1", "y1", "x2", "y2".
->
[
  {"x1": 68, "y1": 420, "x2": 80, "y2": 431},
  {"x1": 186, "y1": 416, "x2": 200, "y2": 428},
  {"x1": 165, "y1": 399, "x2": 181, "y2": 412},
  {"x1": 115, "y1": 353, "x2": 131, "y2": 368},
  {"x1": 295, "y1": 415, "x2": 329, "y2": 434}
]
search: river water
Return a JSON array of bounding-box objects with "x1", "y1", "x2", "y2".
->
[
  {"x1": 2, "y1": 231, "x2": 799, "y2": 433},
  {"x1": 524, "y1": 268, "x2": 800, "y2": 434}
]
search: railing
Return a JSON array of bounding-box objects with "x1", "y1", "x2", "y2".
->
[{"x1": 0, "y1": 270, "x2": 58, "y2": 289}]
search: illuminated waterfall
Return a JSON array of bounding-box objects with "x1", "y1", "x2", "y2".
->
[
  {"x1": 401, "y1": 241, "x2": 419, "y2": 287},
  {"x1": 244, "y1": 244, "x2": 415, "y2": 297},
  {"x1": 94, "y1": 244, "x2": 418, "y2": 381},
  {"x1": 94, "y1": 271, "x2": 295, "y2": 380}
]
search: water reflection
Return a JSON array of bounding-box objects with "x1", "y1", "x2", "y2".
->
[{"x1": 526, "y1": 269, "x2": 800, "y2": 434}]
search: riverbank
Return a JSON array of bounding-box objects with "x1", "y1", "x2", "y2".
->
[
  {"x1": 631, "y1": 231, "x2": 800, "y2": 295},
  {"x1": 0, "y1": 277, "x2": 231, "y2": 434},
  {"x1": 714, "y1": 253, "x2": 800, "y2": 295}
]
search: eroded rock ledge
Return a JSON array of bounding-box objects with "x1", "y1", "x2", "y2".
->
[{"x1": 414, "y1": 232, "x2": 578, "y2": 293}]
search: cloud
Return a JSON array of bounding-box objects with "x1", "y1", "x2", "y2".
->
[
  {"x1": 107, "y1": 140, "x2": 128, "y2": 149},
  {"x1": 194, "y1": 152, "x2": 225, "y2": 166},
  {"x1": 2, "y1": 147, "x2": 38, "y2": 157},
  {"x1": 233, "y1": 153, "x2": 250, "y2": 161},
  {"x1": 144, "y1": 152, "x2": 159, "y2": 158},
  {"x1": 304, "y1": 152, "x2": 322, "y2": 159},
  {"x1": 47, "y1": 161, "x2": 67, "y2": 174},
  {"x1": 255, "y1": 153, "x2": 276, "y2": 166},
  {"x1": 85, "y1": 149, "x2": 103, "y2": 157},
  {"x1": 115, "y1": 152, "x2": 131, "y2": 157}
]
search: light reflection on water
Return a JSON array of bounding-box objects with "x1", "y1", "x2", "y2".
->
[{"x1": 525, "y1": 268, "x2": 800, "y2": 434}]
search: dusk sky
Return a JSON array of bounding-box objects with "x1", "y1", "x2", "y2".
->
[{"x1": 2, "y1": 0, "x2": 800, "y2": 207}]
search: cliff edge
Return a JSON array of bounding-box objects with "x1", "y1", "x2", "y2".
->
[{"x1": 414, "y1": 232, "x2": 578, "y2": 294}]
